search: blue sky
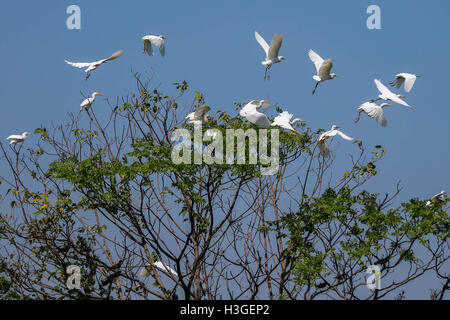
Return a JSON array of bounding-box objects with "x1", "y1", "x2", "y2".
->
[{"x1": 0, "y1": 0, "x2": 449, "y2": 298}]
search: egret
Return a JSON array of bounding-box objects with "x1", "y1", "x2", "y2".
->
[
  {"x1": 271, "y1": 111, "x2": 305, "y2": 133},
  {"x1": 308, "y1": 49, "x2": 339, "y2": 95},
  {"x1": 317, "y1": 125, "x2": 353, "y2": 157},
  {"x1": 389, "y1": 73, "x2": 420, "y2": 93},
  {"x1": 254, "y1": 31, "x2": 286, "y2": 80},
  {"x1": 140, "y1": 261, "x2": 178, "y2": 277},
  {"x1": 142, "y1": 35, "x2": 165, "y2": 57},
  {"x1": 80, "y1": 92, "x2": 103, "y2": 110},
  {"x1": 354, "y1": 101, "x2": 391, "y2": 127},
  {"x1": 240, "y1": 101, "x2": 271, "y2": 128},
  {"x1": 65, "y1": 49, "x2": 124, "y2": 80},
  {"x1": 372, "y1": 79, "x2": 414, "y2": 109},
  {"x1": 6, "y1": 132, "x2": 32, "y2": 145},
  {"x1": 239, "y1": 100, "x2": 270, "y2": 117},
  {"x1": 426, "y1": 190, "x2": 447, "y2": 207},
  {"x1": 186, "y1": 105, "x2": 211, "y2": 125}
]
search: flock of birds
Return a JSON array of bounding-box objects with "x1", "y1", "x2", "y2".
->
[{"x1": 4, "y1": 31, "x2": 445, "y2": 277}]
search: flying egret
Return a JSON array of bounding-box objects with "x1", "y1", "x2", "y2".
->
[
  {"x1": 389, "y1": 73, "x2": 420, "y2": 93},
  {"x1": 186, "y1": 105, "x2": 211, "y2": 125},
  {"x1": 80, "y1": 92, "x2": 103, "y2": 110},
  {"x1": 240, "y1": 101, "x2": 271, "y2": 128},
  {"x1": 271, "y1": 111, "x2": 305, "y2": 133},
  {"x1": 254, "y1": 31, "x2": 286, "y2": 80},
  {"x1": 65, "y1": 49, "x2": 124, "y2": 79},
  {"x1": 6, "y1": 132, "x2": 32, "y2": 145},
  {"x1": 142, "y1": 35, "x2": 165, "y2": 57},
  {"x1": 372, "y1": 79, "x2": 414, "y2": 109},
  {"x1": 354, "y1": 101, "x2": 391, "y2": 127},
  {"x1": 426, "y1": 190, "x2": 447, "y2": 207},
  {"x1": 140, "y1": 261, "x2": 178, "y2": 277},
  {"x1": 308, "y1": 49, "x2": 339, "y2": 95},
  {"x1": 317, "y1": 125, "x2": 353, "y2": 157},
  {"x1": 239, "y1": 100, "x2": 270, "y2": 118}
]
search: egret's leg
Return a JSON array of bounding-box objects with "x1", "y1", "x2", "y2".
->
[
  {"x1": 369, "y1": 97, "x2": 381, "y2": 103},
  {"x1": 267, "y1": 65, "x2": 272, "y2": 81},
  {"x1": 312, "y1": 82, "x2": 319, "y2": 95},
  {"x1": 86, "y1": 73, "x2": 91, "y2": 80},
  {"x1": 354, "y1": 111, "x2": 362, "y2": 123}
]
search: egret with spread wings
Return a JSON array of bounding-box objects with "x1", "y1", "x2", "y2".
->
[
  {"x1": 65, "y1": 49, "x2": 124, "y2": 80},
  {"x1": 309, "y1": 49, "x2": 339, "y2": 95},
  {"x1": 255, "y1": 31, "x2": 286, "y2": 80}
]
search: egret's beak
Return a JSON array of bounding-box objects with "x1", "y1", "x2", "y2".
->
[
  {"x1": 98, "y1": 93, "x2": 104, "y2": 96},
  {"x1": 335, "y1": 74, "x2": 340, "y2": 78}
]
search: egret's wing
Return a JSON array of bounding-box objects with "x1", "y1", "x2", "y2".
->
[
  {"x1": 374, "y1": 79, "x2": 391, "y2": 96},
  {"x1": 402, "y1": 74, "x2": 416, "y2": 93},
  {"x1": 185, "y1": 112, "x2": 195, "y2": 120},
  {"x1": 336, "y1": 130, "x2": 353, "y2": 141},
  {"x1": 365, "y1": 106, "x2": 387, "y2": 127},
  {"x1": 308, "y1": 49, "x2": 324, "y2": 73},
  {"x1": 246, "y1": 112, "x2": 271, "y2": 128},
  {"x1": 240, "y1": 101, "x2": 258, "y2": 117},
  {"x1": 150, "y1": 37, "x2": 165, "y2": 57},
  {"x1": 255, "y1": 31, "x2": 269, "y2": 57},
  {"x1": 267, "y1": 34, "x2": 283, "y2": 59},
  {"x1": 64, "y1": 60, "x2": 92, "y2": 69},
  {"x1": 154, "y1": 261, "x2": 178, "y2": 276},
  {"x1": 6, "y1": 135, "x2": 21, "y2": 140},
  {"x1": 389, "y1": 94, "x2": 413, "y2": 109},
  {"x1": 103, "y1": 49, "x2": 124, "y2": 62},
  {"x1": 272, "y1": 113, "x2": 295, "y2": 131},
  {"x1": 391, "y1": 75, "x2": 405, "y2": 89},
  {"x1": 142, "y1": 38, "x2": 154, "y2": 56},
  {"x1": 193, "y1": 105, "x2": 211, "y2": 118},
  {"x1": 318, "y1": 59, "x2": 333, "y2": 78},
  {"x1": 317, "y1": 140, "x2": 330, "y2": 157}
]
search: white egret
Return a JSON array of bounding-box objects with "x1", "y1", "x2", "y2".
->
[
  {"x1": 186, "y1": 105, "x2": 211, "y2": 125},
  {"x1": 317, "y1": 125, "x2": 353, "y2": 157},
  {"x1": 372, "y1": 79, "x2": 414, "y2": 109},
  {"x1": 271, "y1": 111, "x2": 305, "y2": 133},
  {"x1": 140, "y1": 261, "x2": 178, "y2": 277},
  {"x1": 65, "y1": 49, "x2": 124, "y2": 79},
  {"x1": 426, "y1": 190, "x2": 447, "y2": 207},
  {"x1": 142, "y1": 35, "x2": 165, "y2": 57},
  {"x1": 240, "y1": 101, "x2": 271, "y2": 128},
  {"x1": 254, "y1": 31, "x2": 286, "y2": 80},
  {"x1": 389, "y1": 73, "x2": 420, "y2": 93},
  {"x1": 6, "y1": 132, "x2": 32, "y2": 145},
  {"x1": 80, "y1": 92, "x2": 103, "y2": 110},
  {"x1": 308, "y1": 49, "x2": 339, "y2": 95},
  {"x1": 354, "y1": 101, "x2": 391, "y2": 127},
  {"x1": 239, "y1": 100, "x2": 270, "y2": 118}
]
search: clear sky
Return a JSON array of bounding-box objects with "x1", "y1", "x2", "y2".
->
[{"x1": 0, "y1": 0, "x2": 449, "y2": 298}]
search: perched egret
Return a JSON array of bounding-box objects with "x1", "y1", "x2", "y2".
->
[
  {"x1": 140, "y1": 261, "x2": 178, "y2": 277},
  {"x1": 254, "y1": 31, "x2": 286, "y2": 80},
  {"x1": 426, "y1": 190, "x2": 447, "y2": 207},
  {"x1": 317, "y1": 125, "x2": 353, "y2": 157},
  {"x1": 80, "y1": 92, "x2": 103, "y2": 110},
  {"x1": 308, "y1": 49, "x2": 339, "y2": 95},
  {"x1": 6, "y1": 132, "x2": 32, "y2": 145},
  {"x1": 239, "y1": 100, "x2": 270, "y2": 117},
  {"x1": 65, "y1": 49, "x2": 124, "y2": 79},
  {"x1": 372, "y1": 79, "x2": 414, "y2": 109},
  {"x1": 354, "y1": 101, "x2": 391, "y2": 127},
  {"x1": 271, "y1": 111, "x2": 305, "y2": 133},
  {"x1": 142, "y1": 35, "x2": 165, "y2": 57},
  {"x1": 186, "y1": 105, "x2": 211, "y2": 125},
  {"x1": 240, "y1": 100, "x2": 271, "y2": 128},
  {"x1": 389, "y1": 73, "x2": 420, "y2": 93}
]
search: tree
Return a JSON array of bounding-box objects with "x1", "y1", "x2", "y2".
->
[{"x1": 0, "y1": 73, "x2": 448, "y2": 300}]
